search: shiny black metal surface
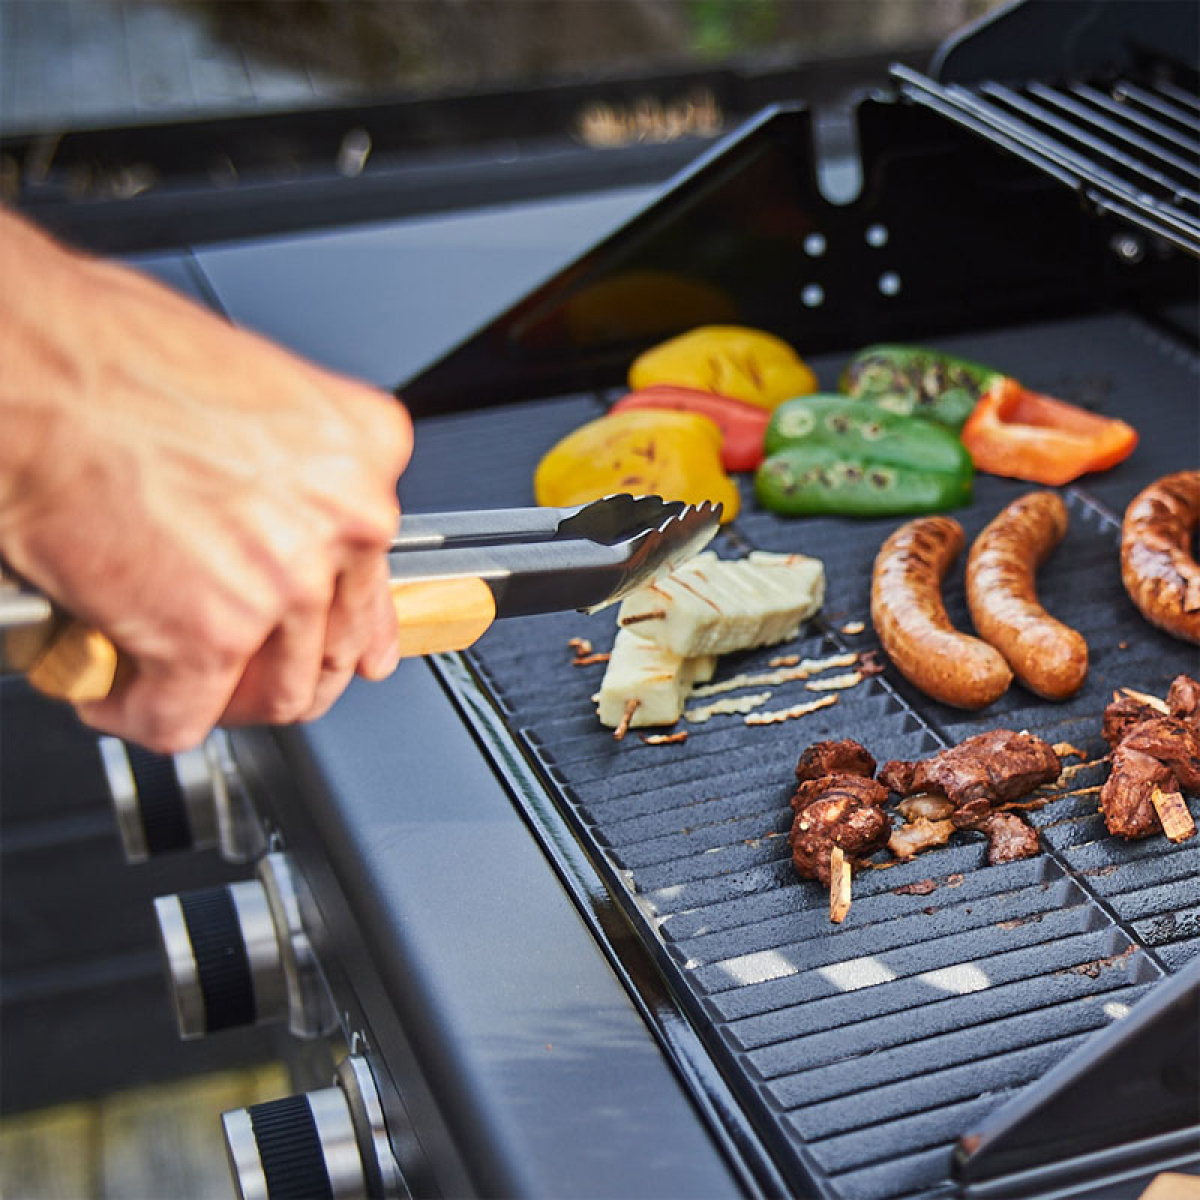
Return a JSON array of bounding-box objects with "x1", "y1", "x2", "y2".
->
[{"x1": 233, "y1": 658, "x2": 750, "y2": 1200}]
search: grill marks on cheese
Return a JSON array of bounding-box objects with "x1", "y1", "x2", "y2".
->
[
  {"x1": 616, "y1": 552, "x2": 825, "y2": 657},
  {"x1": 597, "y1": 630, "x2": 716, "y2": 729},
  {"x1": 597, "y1": 551, "x2": 827, "y2": 730}
]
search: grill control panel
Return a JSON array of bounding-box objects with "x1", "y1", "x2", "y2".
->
[
  {"x1": 100, "y1": 730, "x2": 266, "y2": 863},
  {"x1": 223, "y1": 1055, "x2": 406, "y2": 1200},
  {"x1": 154, "y1": 852, "x2": 336, "y2": 1041}
]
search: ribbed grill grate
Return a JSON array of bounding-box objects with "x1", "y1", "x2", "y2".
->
[{"x1": 405, "y1": 312, "x2": 1200, "y2": 1199}]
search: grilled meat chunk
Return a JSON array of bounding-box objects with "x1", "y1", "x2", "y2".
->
[
  {"x1": 795, "y1": 738, "x2": 876, "y2": 783},
  {"x1": 1103, "y1": 692, "x2": 1165, "y2": 750},
  {"x1": 878, "y1": 730, "x2": 1061, "y2": 809},
  {"x1": 1169, "y1": 674, "x2": 1200, "y2": 729},
  {"x1": 953, "y1": 808, "x2": 1041, "y2": 864},
  {"x1": 789, "y1": 773, "x2": 889, "y2": 885},
  {"x1": 1098, "y1": 676, "x2": 1200, "y2": 839},
  {"x1": 1118, "y1": 716, "x2": 1200, "y2": 792},
  {"x1": 1100, "y1": 745, "x2": 1179, "y2": 839}
]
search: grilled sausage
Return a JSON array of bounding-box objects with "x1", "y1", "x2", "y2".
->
[
  {"x1": 966, "y1": 491, "x2": 1088, "y2": 700},
  {"x1": 871, "y1": 516, "x2": 1012, "y2": 708},
  {"x1": 1120, "y1": 470, "x2": 1200, "y2": 645}
]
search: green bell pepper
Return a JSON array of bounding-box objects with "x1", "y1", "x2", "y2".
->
[
  {"x1": 755, "y1": 394, "x2": 974, "y2": 517},
  {"x1": 840, "y1": 344, "x2": 1000, "y2": 431}
]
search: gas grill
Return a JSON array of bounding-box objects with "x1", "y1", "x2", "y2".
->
[{"x1": 4, "y1": 1, "x2": 1199, "y2": 1197}]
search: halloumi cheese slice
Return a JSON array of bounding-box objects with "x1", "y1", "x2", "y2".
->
[
  {"x1": 615, "y1": 551, "x2": 825, "y2": 657},
  {"x1": 596, "y1": 629, "x2": 717, "y2": 728}
]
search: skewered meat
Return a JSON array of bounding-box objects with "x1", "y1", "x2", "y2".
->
[
  {"x1": 1118, "y1": 717, "x2": 1200, "y2": 792},
  {"x1": 1100, "y1": 745, "x2": 1179, "y2": 839},
  {"x1": 878, "y1": 730, "x2": 1061, "y2": 809},
  {"x1": 1169, "y1": 674, "x2": 1200, "y2": 729},
  {"x1": 795, "y1": 738, "x2": 876, "y2": 782},
  {"x1": 789, "y1": 774, "x2": 889, "y2": 885},
  {"x1": 1103, "y1": 691, "x2": 1166, "y2": 749},
  {"x1": 1098, "y1": 676, "x2": 1200, "y2": 839}
]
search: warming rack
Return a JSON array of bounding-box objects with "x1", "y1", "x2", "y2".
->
[{"x1": 891, "y1": 60, "x2": 1200, "y2": 259}]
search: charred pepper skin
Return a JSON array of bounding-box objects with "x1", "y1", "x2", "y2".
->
[
  {"x1": 841, "y1": 345, "x2": 996, "y2": 431},
  {"x1": 755, "y1": 395, "x2": 974, "y2": 517}
]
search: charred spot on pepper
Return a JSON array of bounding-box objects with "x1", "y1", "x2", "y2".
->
[
  {"x1": 826, "y1": 413, "x2": 852, "y2": 434},
  {"x1": 869, "y1": 468, "x2": 895, "y2": 490},
  {"x1": 776, "y1": 408, "x2": 816, "y2": 439},
  {"x1": 948, "y1": 365, "x2": 983, "y2": 396},
  {"x1": 875, "y1": 394, "x2": 915, "y2": 417},
  {"x1": 921, "y1": 362, "x2": 950, "y2": 399}
]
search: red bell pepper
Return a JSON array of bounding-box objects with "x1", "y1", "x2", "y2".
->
[
  {"x1": 611, "y1": 385, "x2": 770, "y2": 471},
  {"x1": 961, "y1": 377, "x2": 1138, "y2": 486}
]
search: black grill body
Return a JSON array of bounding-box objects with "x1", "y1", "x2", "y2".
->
[
  {"x1": 233, "y1": 19, "x2": 1198, "y2": 1198},
  {"x1": 8, "y1": 1, "x2": 1199, "y2": 1195}
]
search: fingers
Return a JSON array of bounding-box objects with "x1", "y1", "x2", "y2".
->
[
  {"x1": 219, "y1": 583, "x2": 331, "y2": 729},
  {"x1": 76, "y1": 653, "x2": 244, "y2": 755},
  {"x1": 302, "y1": 553, "x2": 399, "y2": 722}
]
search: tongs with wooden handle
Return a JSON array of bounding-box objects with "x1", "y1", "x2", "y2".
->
[{"x1": 1, "y1": 494, "x2": 721, "y2": 704}]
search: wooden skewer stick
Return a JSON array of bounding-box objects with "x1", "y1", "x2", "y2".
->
[
  {"x1": 829, "y1": 846, "x2": 852, "y2": 924},
  {"x1": 613, "y1": 698, "x2": 640, "y2": 741},
  {"x1": 1151, "y1": 787, "x2": 1196, "y2": 843},
  {"x1": 1118, "y1": 687, "x2": 1170, "y2": 714}
]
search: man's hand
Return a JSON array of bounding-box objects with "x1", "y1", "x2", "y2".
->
[{"x1": 0, "y1": 210, "x2": 413, "y2": 753}]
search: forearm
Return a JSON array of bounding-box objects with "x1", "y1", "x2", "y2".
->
[
  {"x1": 0, "y1": 208, "x2": 85, "y2": 528},
  {"x1": 0, "y1": 206, "x2": 413, "y2": 750}
]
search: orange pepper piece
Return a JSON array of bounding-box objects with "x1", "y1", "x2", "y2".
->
[{"x1": 961, "y1": 377, "x2": 1138, "y2": 486}]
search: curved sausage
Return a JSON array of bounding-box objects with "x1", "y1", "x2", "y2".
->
[
  {"x1": 871, "y1": 516, "x2": 1012, "y2": 709},
  {"x1": 1121, "y1": 470, "x2": 1200, "y2": 645},
  {"x1": 966, "y1": 491, "x2": 1088, "y2": 700}
]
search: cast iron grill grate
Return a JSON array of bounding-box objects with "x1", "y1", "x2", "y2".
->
[{"x1": 418, "y1": 312, "x2": 1200, "y2": 1199}]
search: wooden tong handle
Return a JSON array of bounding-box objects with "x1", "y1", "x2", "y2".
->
[
  {"x1": 9, "y1": 620, "x2": 121, "y2": 704},
  {"x1": 16, "y1": 577, "x2": 497, "y2": 704},
  {"x1": 388, "y1": 577, "x2": 496, "y2": 656}
]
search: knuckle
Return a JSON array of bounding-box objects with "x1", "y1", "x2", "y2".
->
[{"x1": 260, "y1": 687, "x2": 315, "y2": 726}]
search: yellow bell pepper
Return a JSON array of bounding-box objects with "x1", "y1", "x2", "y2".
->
[
  {"x1": 534, "y1": 409, "x2": 740, "y2": 523},
  {"x1": 628, "y1": 325, "x2": 817, "y2": 411}
]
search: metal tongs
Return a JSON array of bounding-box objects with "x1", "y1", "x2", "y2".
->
[
  {"x1": 390, "y1": 493, "x2": 721, "y2": 614},
  {"x1": 1, "y1": 494, "x2": 721, "y2": 703}
]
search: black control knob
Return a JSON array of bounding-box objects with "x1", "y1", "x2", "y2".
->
[
  {"x1": 222, "y1": 1057, "x2": 403, "y2": 1200},
  {"x1": 154, "y1": 853, "x2": 335, "y2": 1040},
  {"x1": 102, "y1": 737, "x2": 216, "y2": 860},
  {"x1": 154, "y1": 880, "x2": 286, "y2": 1038},
  {"x1": 100, "y1": 730, "x2": 265, "y2": 863}
]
